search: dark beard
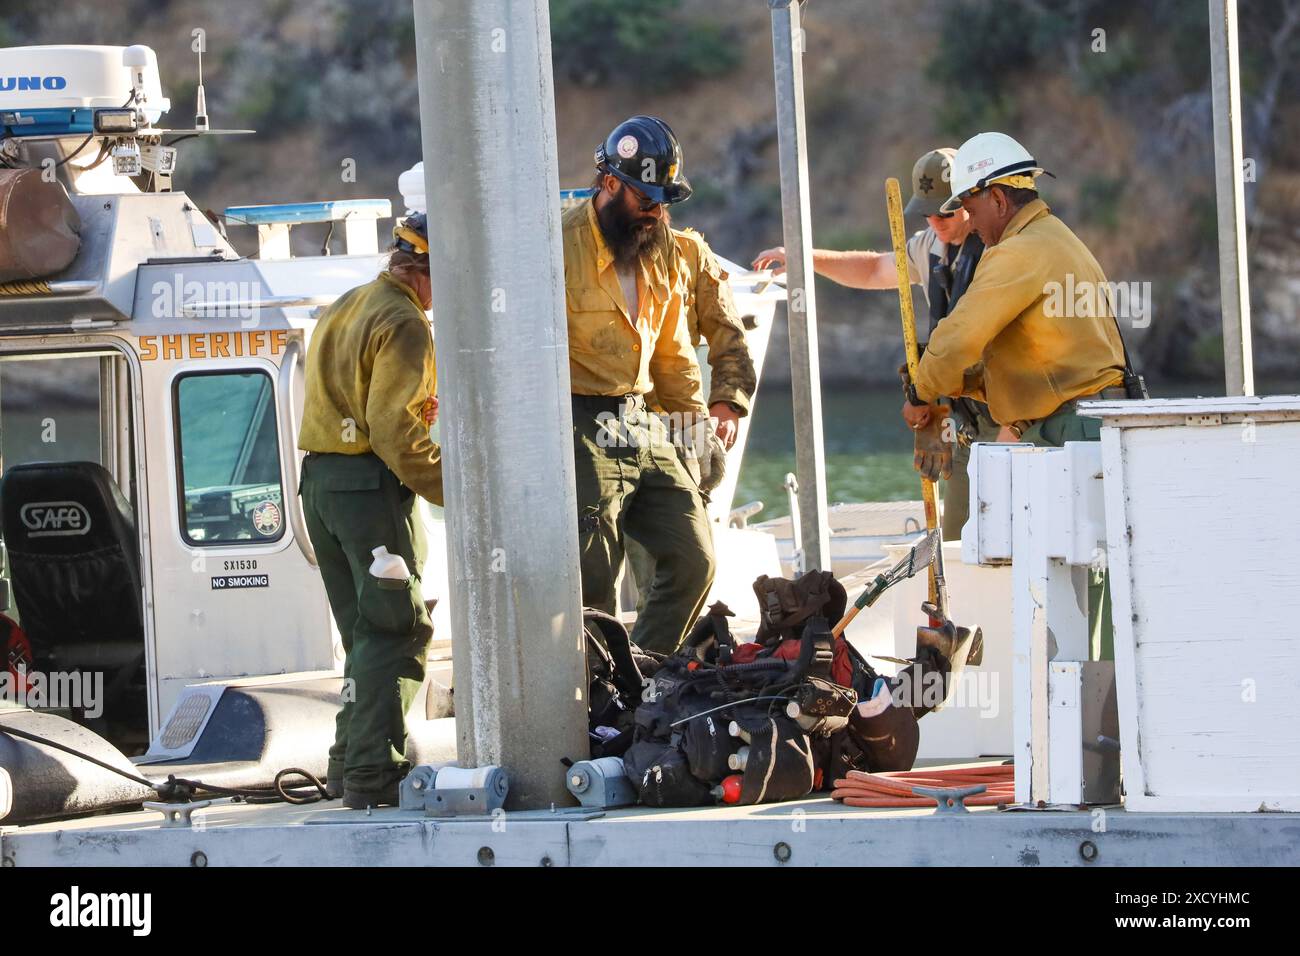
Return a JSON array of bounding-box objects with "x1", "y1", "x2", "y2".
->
[{"x1": 595, "y1": 188, "x2": 671, "y2": 268}]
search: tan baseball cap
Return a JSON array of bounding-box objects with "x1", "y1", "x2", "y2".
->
[{"x1": 904, "y1": 147, "x2": 957, "y2": 216}]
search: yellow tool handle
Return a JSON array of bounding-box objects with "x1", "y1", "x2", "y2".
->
[
  {"x1": 831, "y1": 603, "x2": 860, "y2": 638},
  {"x1": 886, "y1": 178, "x2": 924, "y2": 386},
  {"x1": 885, "y1": 177, "x2": 940, "y2": 607}
]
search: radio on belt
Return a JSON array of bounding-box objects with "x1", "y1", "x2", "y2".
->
[{"x1": 398, "y1": 764, "x2": 509, "y2": 816}]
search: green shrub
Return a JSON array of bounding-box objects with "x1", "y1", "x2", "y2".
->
[
  {"x1": 929, "y1": 0, "x2": 1038, "y2": 134},
  {"x1": 550, "y1": 0, "x2": 741, "y2": 92}
]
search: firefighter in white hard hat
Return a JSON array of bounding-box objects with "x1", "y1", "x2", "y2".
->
[
  {"x1": 900, "y1": 132, "x2": 1143, "y2": 658},
  {"x1": 751, "y1": 147, "x2": 994, "y2": 540},
  {"x1": 901, "y1": 132, "x2": 1131, "y2": 452}
]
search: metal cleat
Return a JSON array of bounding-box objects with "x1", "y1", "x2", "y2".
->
[
  {"x1": 911, "y1": 784, "x2": 986, "y2": 815},
  {"x1": 143, "y1": 800, "x2": 213, "y2": 828}
]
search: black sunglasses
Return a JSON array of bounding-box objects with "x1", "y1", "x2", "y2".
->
[{"x1": 624, "y1": 182, "x2": 661, "y2": 212}]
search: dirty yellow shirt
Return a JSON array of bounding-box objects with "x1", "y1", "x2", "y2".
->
[
  {"x1": 298, "y1": 272, "x2": 443, "y2": 505},
  {"x1": 915, "y1": 199, "x2": 1126, "y2": 425},
  {"x1": 672, "y1": 227, "x2": 756, "y2": 415},
  {"x1": 561, "y1": 200, "x2": 706, "y2": 418}
]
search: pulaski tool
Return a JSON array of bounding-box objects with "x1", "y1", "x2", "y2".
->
[
  {"x1": 885, "y1": 176, "x2": 947, "y2": 623},
  {"x1": 832, "y1": 530, "x2": 939, "y2": 637}
]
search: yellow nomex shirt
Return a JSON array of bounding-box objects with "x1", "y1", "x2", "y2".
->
[
  {"x1": 561, "y1": 200, "x2": 706, "y2": 418},
  {"x1": 915, "y1": 199, "x2": 1126, "y2": 425},
  {"x1": 298, "y1": 271, "x2": 443, "y2": 505},
  {"x1": 671, "y1": 227, "x2": 755, "y2": 415}
]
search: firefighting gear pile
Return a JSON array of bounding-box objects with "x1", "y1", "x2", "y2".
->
[{"x1": 583, "y1": 571, "x2": 968, "y2": 808}]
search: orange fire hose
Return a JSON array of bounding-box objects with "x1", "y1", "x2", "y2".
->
[{"x1": 831, "y1": 764, "x2": 1014, "y2": 809}]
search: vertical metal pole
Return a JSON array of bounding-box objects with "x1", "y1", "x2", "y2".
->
[
  {"x1": 770, "y1": 0, "x2": 831, "y2": 572},
  {"x1": 1208, "y1": 0, "x2": 1255, "y2": 396},
  {"x1": 412, "y1": 0, "x2": 588, "y2": 809}
]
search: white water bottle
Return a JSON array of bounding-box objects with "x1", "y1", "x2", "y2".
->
[{"x1": 369, "y1": 546, "x2": 410, "y2": 581}]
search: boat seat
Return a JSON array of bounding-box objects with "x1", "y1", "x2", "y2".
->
[{"x1": 0, "y1": 461, "x2": 146, "y2": 738}]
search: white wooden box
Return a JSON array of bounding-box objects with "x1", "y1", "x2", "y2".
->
[{"x1": 1087, "y1": 396, "x2": 1300, "y2": 812}]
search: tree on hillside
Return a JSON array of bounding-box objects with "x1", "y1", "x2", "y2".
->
[{"x1": 549, "y1": 0, "x2": 742, "y2": 92}]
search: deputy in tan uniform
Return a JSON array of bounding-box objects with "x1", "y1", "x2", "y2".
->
[
  {"x1": 564, "y1": 115, "x2": 714, "y2": 655},
  {"x1": 298, "y1": 213, "x2": 442, "y2": 808}
]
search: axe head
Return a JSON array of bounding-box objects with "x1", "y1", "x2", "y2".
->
[{"x1": 915, "y1": 603, "x2": 985, "y2": 712}]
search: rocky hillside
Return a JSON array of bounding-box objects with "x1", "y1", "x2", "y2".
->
[{"x1": 4, "y1": 0, "x2": 1298, "y2": 386}]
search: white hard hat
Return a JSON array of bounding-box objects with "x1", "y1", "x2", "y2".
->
[{"x1": 940, "y1": 132, "x2": 1050, "y2": 213}]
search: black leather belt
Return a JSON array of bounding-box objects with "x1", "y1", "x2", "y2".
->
[
  {"x1": 571, "y1": 392, "x2": 644, "y2": 414},
  {"x1": 303, "y1": 450, "x2": 381, "y2": 461}
]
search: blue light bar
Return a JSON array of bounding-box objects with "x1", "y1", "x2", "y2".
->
[
  {"x1": 0, "y1": 107, "x2": 94, "y2": 137},
  {"x1": 223, "y1": 199, "x2": 392, "y2": 226}
]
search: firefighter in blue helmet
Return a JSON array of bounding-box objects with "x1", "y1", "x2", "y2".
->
[{"x1": 563, "y1": 116, "x2": 716, "y2": 655}]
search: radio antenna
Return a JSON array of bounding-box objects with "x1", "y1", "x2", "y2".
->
[{"x1": 194, "y1": 45, "x2": 209, "y2": 131}]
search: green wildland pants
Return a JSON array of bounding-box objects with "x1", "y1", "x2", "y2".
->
[
  {"x1": 300, "y1": 452, "x2": 433, "y2": 793},
  {"x1": 573, "y1": 394, "x2": 715, "y2": 655},
  {"x1": 1019, "y1": 400, "x2": 1113, "y2": 662},
  {"x1": 942, "y1": 406, "x2": 1002, "y2": 542}
]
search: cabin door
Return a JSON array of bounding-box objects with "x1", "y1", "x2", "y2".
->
[{"x1": 137, "y1": 329, "x2": 335, "y2": 730}]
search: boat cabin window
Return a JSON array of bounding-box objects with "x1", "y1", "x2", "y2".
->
[
  {"x1": 174, "y1": 370, "x2": 285, "y2": 546},
  {"x1": 0, "y1": 351, "x2": 129, "y2": 475},
  {"x1": 0, "y1": 348, "x2": 136, "y2": 623}
]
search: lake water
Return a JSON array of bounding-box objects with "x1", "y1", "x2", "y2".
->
[
  {"x1": 735, "y1": 383, "x2": 916, "y2": 520},
  {"x1": 733, "y1": 379, "x2": 1270, "y2": 520}
]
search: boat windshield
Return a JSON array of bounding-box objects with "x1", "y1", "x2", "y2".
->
[{"x1": 175, "y1": 370, "x2": 283, "y2": 544}]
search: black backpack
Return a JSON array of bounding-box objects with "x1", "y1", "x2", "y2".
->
[
  {"x1": 583, "y1": 608, "x2": 661, "y2": 759},
  {"x1": 620, "y1": 581, "x2": 855, "y2": 808}
]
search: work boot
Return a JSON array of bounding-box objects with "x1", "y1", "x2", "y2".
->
[
  {"x1": 325, "y1": 761, "x2": 344, "y2": 800},
  {"x1": 342, "y1": 779, "x2": 401, "y2": 809}
]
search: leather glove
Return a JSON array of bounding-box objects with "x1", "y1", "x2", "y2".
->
[
  {"x1": 699, "y1": 431, "x2": 727, "y2": 494},
  {"x1": 682, "y1": 417, "x2": 727, "y2": 494},
  {"x1": 913, "y1": 402, "x2": 953, "y2": 482}
]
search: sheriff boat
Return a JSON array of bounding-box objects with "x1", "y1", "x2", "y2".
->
[
  {"x1": 0, "y1": 41, "x2": 796, "y2": 821},
  {"x1": 0, "y1": 31, "x2": 1295, "y2": 867}
]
